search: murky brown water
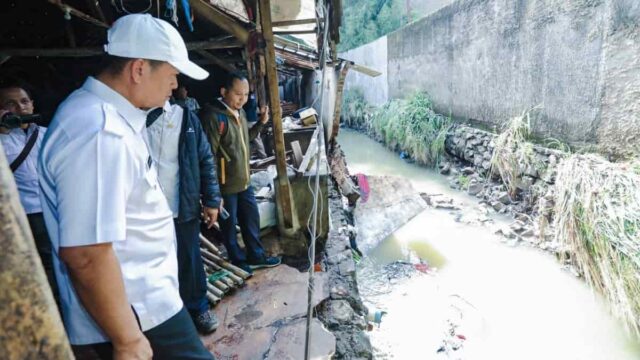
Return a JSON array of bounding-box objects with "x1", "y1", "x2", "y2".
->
[{"x1": 339, "y1": 129, "x2": 640, "y2": 359}]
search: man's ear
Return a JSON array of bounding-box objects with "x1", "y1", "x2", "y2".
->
[
  {"x1": 220, "y1": 87, "x2": 227, "y2": 98},
  {"x1": 130, "y1": 59, "x2": 147, "y2": 84}
]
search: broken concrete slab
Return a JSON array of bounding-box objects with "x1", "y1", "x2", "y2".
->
[
  {"x1": 203, "y1": 265, "x2": 331, "y2": 359},
  {"x1": 354, "y1": 176, "x2": 427, "y2": 252},
  {"x1": 266, "y1": 318, "x2": 336, "y2": 360}
]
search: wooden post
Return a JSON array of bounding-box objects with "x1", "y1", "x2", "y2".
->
[
  {"x1": 0, "y1": 145, "x2": 73, "y2": 359},
  {"x1": 258, "y1": 0, "x2": 294, "y2": 228},
  {"x1": 191, "y1": 0, "x2": 250, "y2": 44}
]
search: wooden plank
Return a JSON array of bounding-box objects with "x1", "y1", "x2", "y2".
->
[
  {"x1": 291, "y1": 141, "x2": 304, "y2": 168},
  {"x1": 331, "y1": 61, "x2": 351, "y2": 140},
  {"x1": 259, "y1": 0, "x2": 294, "y2": 228},
  {"x1": 273, "y1": 18, "x2": 318, "y2": 27},
  {"x1": 191, "y1": 0, "x2": 250, "y2": 44}
]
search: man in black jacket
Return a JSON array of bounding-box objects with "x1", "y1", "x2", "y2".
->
[{"x1": 147, "y1": 101, "x2": 222, "y2": 334}]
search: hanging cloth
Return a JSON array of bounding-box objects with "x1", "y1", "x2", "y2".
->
[{"x1": 181, "y1": 0, "x2": 194, "y2": 32}]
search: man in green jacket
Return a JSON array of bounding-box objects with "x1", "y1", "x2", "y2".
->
[{"x1": 201, "y1": 73, "x2": 280, "y2": 273}]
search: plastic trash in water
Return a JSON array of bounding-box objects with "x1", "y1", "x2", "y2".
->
[{"x1": 366, "y1": 306, "x2": 387, "y2": 328}]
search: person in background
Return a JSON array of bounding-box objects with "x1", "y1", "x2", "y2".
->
[
  {"x1": 38, "y1": 14, "x2": 214, "y2": 359},
  {"x1": 173, "y1": 84, "x2": 201, "y2": 113},
  {"x1": 146, "y1": 98, "x2": 222, "y2": 334},
  {"x1": 0, "y1": 82, "x2": 59, "y2": 305},
  {"x1": 243, "y1": 85, "x2": 267, "y2": 159},
  {"x1": 201, "y1": 72, "x2": 280, "y2": 274}
]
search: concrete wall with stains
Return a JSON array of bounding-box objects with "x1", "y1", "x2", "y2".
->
[{"x1": 341, "y1": 0, "x2": 640, "y2": 154}]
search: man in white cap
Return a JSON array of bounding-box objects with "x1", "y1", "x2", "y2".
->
[{"x1": 39, "y1": 14, "x2": 214, "y2": 359}]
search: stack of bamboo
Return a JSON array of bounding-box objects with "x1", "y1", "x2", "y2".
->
[{"x1": 199, "y1": 234, "x2": 252, "y2": 305}]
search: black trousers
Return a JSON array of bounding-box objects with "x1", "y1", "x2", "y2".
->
[
  {"x1": 175, "y1": 218, "x2": 209, "y2": 316},
  {"x1": 93, "y1": 307, "x2": 214, "y2": 360},
  {"x1": 27, "y1": 212, "x2": 59, "y2": 305}
]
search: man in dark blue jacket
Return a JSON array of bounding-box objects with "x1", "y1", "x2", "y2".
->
[{"x1": 147, "y1": 101, "x2": 222, "y2": 334}]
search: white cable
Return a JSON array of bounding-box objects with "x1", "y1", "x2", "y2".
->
[{"x1": 305, "y1": 4, "x2": 331, "y2": 359}]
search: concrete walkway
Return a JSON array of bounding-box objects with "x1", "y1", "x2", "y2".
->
[{"x1": 201, "y1": 265, "x2": 335, "y2": 359}]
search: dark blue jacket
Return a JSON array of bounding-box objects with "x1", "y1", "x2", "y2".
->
[{"x1": 177, "y1": 107, "x2": 222, "y2": 223}]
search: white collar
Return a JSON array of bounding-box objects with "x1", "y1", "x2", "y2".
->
[{"x1": 82, "y1": 77, "x2": 147, "y2": 133}]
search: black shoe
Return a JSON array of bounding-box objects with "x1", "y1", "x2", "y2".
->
[
  {"x1": 248, "y1": 256, "x2": 281, "y2": 270},
  {"x1": 193, "y1": 310, "x2": 219, "y2": 334}
]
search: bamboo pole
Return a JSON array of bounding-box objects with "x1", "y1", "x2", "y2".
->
[
  {"x1": 0, "y1": 144, "x2": 73, "y2": 359},
  {"x1": 199, "y1": 233, "x2": 221, "y2": 254},
  {"x1": 201, "y1": 249, "x2": 252, "y2": 279},
  {"x1": 219, "y1": 276, "x2": 235, "y2": 288},
  {"x1": 207, "y1": 283, "x2": 225, "y2": 298},
  {"x1": 204, "y1": 259, "x2": 244, "y2": 285},
  {"x1": 206, "y1": 292, "x2": 220, "y2": 303},
  {"x1": 258, "y1": 0, "x2": 295, "y2": 228}
]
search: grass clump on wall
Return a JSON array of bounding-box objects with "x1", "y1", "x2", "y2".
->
[
  {"x1": 553, "y1": 154, "x2": 640, "y2": 335},
  {"x1": 341, "y1": 90, "x2": 451, "y2": 167},
  {"x1": 490, "y1": 108, "x2": 545, "y2": 197}
]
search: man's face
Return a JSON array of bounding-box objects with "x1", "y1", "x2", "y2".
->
[
  {"x1": 221, "y1": 79, "x2": 249, "y2": 111},
  {"x1": 176, "y1": 86, "x2": 188, "y2": 100},
  {"x1": 134, "y1": 61, "x2": 179, "y2": 109},
  {"x1": 0, "y1": 88, "x2": 34, "y2": 116}
]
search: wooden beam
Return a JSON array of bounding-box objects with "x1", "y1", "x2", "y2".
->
[
  {"x1": 273, "y1": 29, "x2": 317, "y2": 35},
  {"x1": 331, "y1": 61, "x2": 350, "y2": 140},
  {"x1": 195, "y1": 50, "x2": 237, "y2": 72},
  {"x1": 274, "y1": 36, "x2": 316, "y2": 53},
  {"x1": 0, "y1": 40, "x2": 242, "y2": 57},
  {"x1": 84, "y1": 0, "x2": 108, "y2": 24},
  {"x1": 272, "y1": 18, "x2": 317, "y2": 27},
  {"x1": 45, "y1": 0, "x2": 109, "y2": 28},
  {"x1": 191, "y1": 0, "x2": 250, "y2": 44},
  {"x1": 259, "y1": 0, "x2": 294, "y2": 228}
]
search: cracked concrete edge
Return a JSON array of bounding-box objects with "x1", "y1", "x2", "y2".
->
[{"x1": 317, "y1": 180, "x2": 373, "y2": 359}]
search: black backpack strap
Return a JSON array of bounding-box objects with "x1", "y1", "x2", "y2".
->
[{"x1": 10, "y1": 128, "x2": 39, "y2": 172}]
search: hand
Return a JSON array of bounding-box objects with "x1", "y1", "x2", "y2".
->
[
  {"x1": 259, "y1": 105, "x2": 269, "y2": 124},
  {"x1": 203, "y1": 206, "x2": 219, "y2": 229},
  {"x1": 113, "y1": 333, "x2": 152, "y2": 360}
]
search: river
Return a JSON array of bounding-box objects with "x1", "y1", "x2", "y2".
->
[{"x1": 338, "y1": 129, "x2": 640, "y2": 360}]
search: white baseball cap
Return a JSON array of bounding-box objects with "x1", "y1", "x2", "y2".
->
[{"x1": 104, "y1": 14, "x2": 209, "y2": 80}]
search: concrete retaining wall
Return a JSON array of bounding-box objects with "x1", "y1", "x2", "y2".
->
[
  {"x1": 341, "y1": 36, "x2": 389, "y2": 106},
  {"x1": 340, "y1": 0, "x2": 640, "y2": 154}
]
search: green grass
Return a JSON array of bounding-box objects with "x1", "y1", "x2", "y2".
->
[
  {"x1": 341, "y1": 90, "x2": 451, "y2": 168},
  {"x1": 553, "y1": 154, "x2": 640, "y2": 335},
  {"x1": 458, "y1": 175, "x2": 470, "y2": 189}
]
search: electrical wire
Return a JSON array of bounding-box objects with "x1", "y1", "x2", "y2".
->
[{"x1": 304, "y1": 3, "x2": 331, "y2": 359}]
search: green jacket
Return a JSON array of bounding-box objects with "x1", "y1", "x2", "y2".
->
[{"x1": 201, "y1": 99, "x2": 264, "y2": 195}]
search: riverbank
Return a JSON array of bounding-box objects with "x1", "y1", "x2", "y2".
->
[{"x1": 339, "y1": 129, "x2": 640, "y2": 359}]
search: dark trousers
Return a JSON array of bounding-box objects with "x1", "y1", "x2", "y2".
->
[
  {"x1": 219, "y1": 187, "x2": 265, "y2": 265},
  {"x1": 93, "y1": 307, "x2": 214, "y2": 360},
  {"x1": 175, "y1": 218, "x2": 209, "y2": 316},
  {"x1": 27, "y1": 212, "x2": 59, "y2": 306}
]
